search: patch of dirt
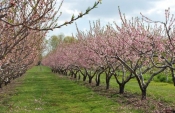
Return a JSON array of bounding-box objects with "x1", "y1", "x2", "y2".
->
[
  {"x1": 0, "y1": 76, "x2": 25, "y2": 102},
  {"x1": 62, "y1": 76, "x2": 175, "y2": 113}
]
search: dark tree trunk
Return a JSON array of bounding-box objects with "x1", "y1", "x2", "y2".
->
[
  {"x1": 119, "y1": 84, "x2": 125, "y2": 94},
  {"x1": 95, "y1": 74, "x2": 101, "y2": 86},
  {"x1": 83, "y1": 76, "x2": 87, "y2": 81},
  {"x1": 78, "y1": 75, "x2": 81, "y2": 80},
  {"x1": 5, "y1": 82, "x2": 8, "y2": 86},
  {"x1": 141, "y1": 89, "x2": 147, "y2": 100},
  {"x1": 170, "y1": 69, "x2": 175, "y2": 86},
  {"x1": 88, "y1": 76, "x2": 93, "y2": 83},
  {"x1": 106, "y1": 76, "x2": 110, "y2": 90},
  {"x1": 135, "y1": 74, "x2": 147, "y2": 100},
  {"x1": 74, "y1": 71, "x2": 79, "y2": 79},
  {"x1": 106, "y1": 82, "x2": 109, "y2": 90},
  {"x1": 74, "y1": 73, "x2": 77, "y2": 78},
  {"x1": 173, "y1": 77, "x2": 175, "y2": 86}
]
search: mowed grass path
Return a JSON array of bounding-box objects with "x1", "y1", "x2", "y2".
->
[{"x1": 0, "y1": 66, "x2": 139, "y2": 113}]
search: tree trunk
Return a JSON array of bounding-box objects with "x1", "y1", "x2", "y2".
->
[
  {"x1": 173, "y1": 77, "x2": 175, "y2": 86},
  {"x1": 106, "y1": 77, "x2": 110, "y2": 90},
  {"x1": 141, "y1": 89, "x2": 147, "y2": 100},
  {"x1": 89, "y1": 76, "x2": 92, "y2": 83},
  {"x1": 170, "y1": 69, "x2": 175, "y2": 86},
  {"x1": 74, "y1": 73, "x2": 77, "y2": 78},
  {"x1": 5, "y1": 82, "x2": 8, "y2": 86},
  {"x1": 95, "y1": 74, "x2": 101, "y2": 86},
  {"x1": 74, "y1": 71, "x2": 79, "y2": 79},
  {"x1": 78, "y1": 75, "x2": 80, "y2": 80},
  {"x1": 119, "y1": 84, "x2": 125, "y2": 94},
  {"x1": 106, "y1": 82, "x2": 109, "y2": 90},
  {"x1": 83, "y1": 76, "x2": 87, "y2": 81}
]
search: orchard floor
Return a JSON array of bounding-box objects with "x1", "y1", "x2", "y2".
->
[{"x1": 0, "y1": 66, "x2": 174, "y2": 113}]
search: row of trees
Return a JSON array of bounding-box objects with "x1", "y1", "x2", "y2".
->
[
  {"x1": 43, "y1": 8, "x2": 175, "y2": 100},
  {"x1": 0, "y1": 0, "x2": 100, "y2": 88}
]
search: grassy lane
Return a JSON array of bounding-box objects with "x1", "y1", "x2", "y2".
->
[{"x1": 0, "y1": 66, "x2": 140, "y2": 113}]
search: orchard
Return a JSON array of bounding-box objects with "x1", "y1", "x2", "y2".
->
[
  {"x1": 43, "y1": 8, "x2": 175, "y2": 100},
  {"x1": 1, "y1": 0, "x2": 175, "y2": 112}
]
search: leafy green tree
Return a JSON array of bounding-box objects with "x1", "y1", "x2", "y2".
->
[
  {"x1": 48, "y1": 33, "x2": 65, "y2": 52},
  {"x1": 63, "y1": 36, "x2": 77, "y2": 43}
]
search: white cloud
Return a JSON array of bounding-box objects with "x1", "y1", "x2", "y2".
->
[{"x1": 47, "y1": 0, "x2": 175, "y2": 38}]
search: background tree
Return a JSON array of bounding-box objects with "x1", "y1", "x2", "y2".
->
[
  {"x1": 63, "y1": 35, "x2": 77, "y2": 43},
  {"x1": 49, "y1": 34, "x2": 64, "y2": 51}
]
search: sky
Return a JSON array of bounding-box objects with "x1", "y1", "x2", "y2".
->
[{"x1": 47, "y1": 0, "x2": 175, "y2": 38}]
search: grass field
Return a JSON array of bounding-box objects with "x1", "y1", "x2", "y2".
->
[
  {"x1": 0, "y1": 66, "x2": 141, "y2": 113},
  {"x1": 93, "y1": 74, "x2": 175, "y2": 105}
]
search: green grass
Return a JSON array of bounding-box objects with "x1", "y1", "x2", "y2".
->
[
  {"x1": 87, "y1": 73, "x2": 175, "y2": 105},
  {"x1": 0, "y1": 66, "x2": 140, "y2": 113}
]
